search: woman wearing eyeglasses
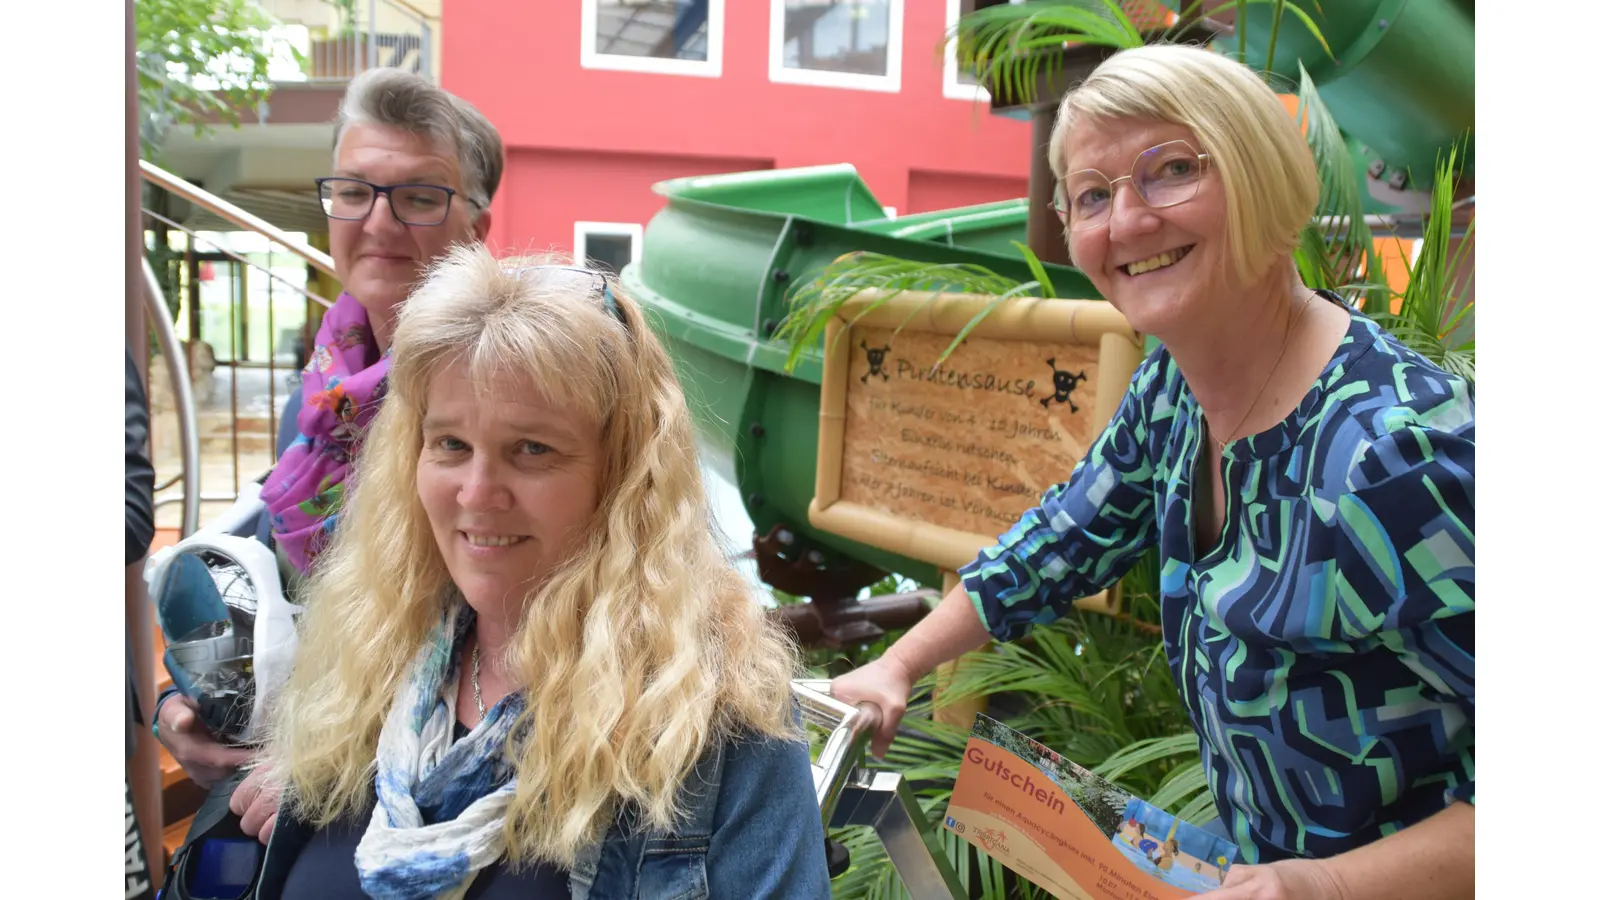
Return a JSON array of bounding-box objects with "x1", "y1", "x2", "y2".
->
[
  {"x1": 833, "y1": 44, "x2": 1474, "y2": 900},
  {"x1": 242, "y1": 246, "x2": 830, "y2": 899},
  {"x1": 153, "y1": 67, "x2": 506, "y2": 801}
]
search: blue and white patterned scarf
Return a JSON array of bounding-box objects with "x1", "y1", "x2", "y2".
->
[{"x1": 354, "y1": 604, "x2": 526, "y2": 900}]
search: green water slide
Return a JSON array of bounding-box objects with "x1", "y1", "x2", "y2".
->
[
  {"x1": 619, "y1": 166, "x2": 1088, "y2": 588},
  {"x1": 1208, "y1": 0, "x2": 1475, "y2": 191},
  {"x1": 620, "y1": 0, "x2": 1473, "y2": 591}
]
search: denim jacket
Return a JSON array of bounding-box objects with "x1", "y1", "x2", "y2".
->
[{"x1": 252, "y1": 730, "x2": 831, "y2": 899}]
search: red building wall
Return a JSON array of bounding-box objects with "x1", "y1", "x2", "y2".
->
[{"x1": 440, "y1": 1, "x2": 1032, "y2": 257}]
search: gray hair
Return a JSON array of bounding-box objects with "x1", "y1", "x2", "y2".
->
[{"x1": 332, "y1": 68, "x2": 504, "y2": 215}]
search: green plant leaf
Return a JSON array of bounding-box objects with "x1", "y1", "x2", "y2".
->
[
  {"x1": 934, "y1": 282, "x2": 1037, "y2": 368},
  {"x1": 1093, "y1": 732, "x2": 1201, "y2": 783},
  {"x1": 1174, "y1": 787, "x2": 1221, "y2": 825},
  {"x1": 1013, "y1": 241, "x2": 1059, "y2": 299},
  {"x1": 945, "y1": 1, "x2": 1144, "y2": 108},
  {"x1": 1149, "y1": 759, "x2": 1212, "y2": 810},
  {"x1": 774, "y1": 252, "x2": 1036, "y2": 373},
  {"x1": 136, "y1": 0, "x2": 303, "y2": 159},
  {"x1": 1186, "y1": 0, "x2": 1332, "y2": 59},
  {"x1": 1376, "y1": 135, "x2": 1474, "y2": 378}
]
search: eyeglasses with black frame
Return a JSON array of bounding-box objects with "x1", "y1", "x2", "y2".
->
[{"x1": 315, "y1": 177, "x2": 480, "y2": 227}]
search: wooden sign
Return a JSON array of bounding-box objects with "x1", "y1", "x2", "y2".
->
[{"x1": 810, "y1": 290, "x2": 1142, "y2": 609}]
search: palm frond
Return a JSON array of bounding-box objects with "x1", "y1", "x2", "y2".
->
[
  {"x1": 933, "y1": 280, "x2": 1043, "y2": 367},
  {"x1": 1294, "y1": 60, "x2": 1388, "y2": 313},
  {"x1": 1148, "y1": 759, "x2": 1213, "y2": 811},
  {"x1": 1366, "y1": 137, "x2": 1475, "y2": 380},
  {"x1": 1176, "y1": 0, "x2": 1332, "y2": 60},
  {"x1": 944, "y1": 1, "x2": 1144, "y2": 109},
  {"x1": 1093, "y1": 732, "x2": 1201, "y2": 783},
  {"x1": 1174, "y1": 785, "x2": 1221, "y2": 825},
  {"x1": 773, "y1": 251, "x2": 1032, "y2": 373},
  {"x1": 1015, "y1": 239, "x2": 1058, "y2": 298}
]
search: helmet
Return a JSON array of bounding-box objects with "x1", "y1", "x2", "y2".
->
[{"x1": 146, "y1": 493, "x2": 300, "y2": 744}]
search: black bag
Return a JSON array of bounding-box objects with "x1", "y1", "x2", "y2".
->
[{"x1": 159, "y1": 774, "x2": 265, "y2": 900}]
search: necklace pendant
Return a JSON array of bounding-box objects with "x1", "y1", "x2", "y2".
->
[{"x1": 471, "y1": 644, "x2": 486, "y2": 721}]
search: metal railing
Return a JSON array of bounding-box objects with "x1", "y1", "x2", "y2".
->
[
  {"x1": 142, "y1": 258, "x2": 201, "y2": 537},
  {"x1": 140, "y1": 162, "x2": 336, "y2": 537},
  {"x1": 140, "y1": 161, "x2": 336, "y2": 278},
  {"x1": 302, "y1": 0, "x2": 437, "y2": 82}
]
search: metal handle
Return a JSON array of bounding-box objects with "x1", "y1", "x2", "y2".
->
[
  {"x1": 791, "y1": 679, "x2": 879, "y2": 825},
  {"x1": 792, "y1": 680, "x2": 964, "y2": 899}
]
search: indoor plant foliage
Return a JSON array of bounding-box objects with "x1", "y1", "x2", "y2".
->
[
  {"x1": 945, "y1": 0, "x2": 1331, "y2": 110},
  {"x1": 824, "y1": 556, "x2": 1219, "y2": 900}
]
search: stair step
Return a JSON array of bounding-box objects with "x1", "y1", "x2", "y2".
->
[{"x1": 163, "y1": 814, "x2": 193, "y2": 862}]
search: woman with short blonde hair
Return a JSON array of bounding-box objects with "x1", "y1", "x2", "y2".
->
[
  {"x1": 248, "y1": 245, "x2": 829, "y2": 898},
  {"x1": 837, "y1": 43, "x2": 1475, "y2": 900}
]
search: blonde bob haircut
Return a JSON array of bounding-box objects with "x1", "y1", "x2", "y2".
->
[
  {"x1": 265, "y1": 244, "x2": 802, "y2": 867},
  {"x1": 1049, "y1": 43, "x2": 1320, "y2": 285}
]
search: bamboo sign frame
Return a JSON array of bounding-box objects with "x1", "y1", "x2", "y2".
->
[{"x1": 809, "y1": 290, "x2": 1143, "y2": 613}]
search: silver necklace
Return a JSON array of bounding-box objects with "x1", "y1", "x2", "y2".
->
[
  {"x1": 1216, "y1": 289, "x2": 1314, "y2": 446},
  {"x1": 471, "y1": 643, "x2": 486, "y2": 720}
]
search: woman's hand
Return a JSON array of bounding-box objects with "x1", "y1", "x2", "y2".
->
[
  {"x1": 155, "y1": 695, "x2": 253, "y2": 788},
  {"x1": 1201, "y1": 859, "x2": 1348, "y2": 900},
  {"x1": 1202, "y1": 803, "x2": 1472, "y2": 900},
  {"x1": 229, "y1": 765, "x2": 283, "y2": 845},
  {"x1": 829, "y1": 652, "x2": 915, "y2": 759}
]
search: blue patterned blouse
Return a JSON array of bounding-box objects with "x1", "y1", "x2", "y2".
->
[{"x1": 959, "y1": 294, "x2": 1475, "y2": 864}]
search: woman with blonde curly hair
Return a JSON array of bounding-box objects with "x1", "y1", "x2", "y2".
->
[{"x1": 242, "y1": 245, "x2": 830, "y2": 898}]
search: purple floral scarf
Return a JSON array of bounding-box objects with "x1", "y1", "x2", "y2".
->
[{"x1": 261, "y1": 292, "x2": 390, "y2": 575}]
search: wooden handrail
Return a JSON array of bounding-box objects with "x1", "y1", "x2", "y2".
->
[{"x1": 138, "y1": 160, "x2": 338, "y2": 279}]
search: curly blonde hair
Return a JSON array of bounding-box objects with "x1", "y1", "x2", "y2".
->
[{"x1": 263, "y1": 244, "x2": 802, "y2": 866}]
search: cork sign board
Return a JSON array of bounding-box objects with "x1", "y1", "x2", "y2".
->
[{"x1": 809, "y1": 290, "x2": 1143, "y2": 601}]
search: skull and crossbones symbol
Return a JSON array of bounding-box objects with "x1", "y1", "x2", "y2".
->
[
  {"x1": 861, "y1": 342, "x2": 891, "y2": 383},
  {"x1": 1040, "y1": 358, "x2": 1087, "y2": 412}
]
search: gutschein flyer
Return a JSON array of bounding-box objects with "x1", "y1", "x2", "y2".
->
[{"x1": 944, "y1": 715, "x2": 1242, "y2": 899}]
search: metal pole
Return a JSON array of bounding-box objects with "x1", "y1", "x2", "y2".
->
[
  {"x1": 421, "y1": 19, "x2": 433, "y2": 79},
  {"x1": 367, "y1": 0, "x2": 378, "y2": 70},
  {"x1": 143, "y1": 258, "x2": 202, "y2": 538}
]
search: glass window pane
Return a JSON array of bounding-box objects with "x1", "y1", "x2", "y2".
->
[
  {"x1": 781, "y1": 0, "x2": 891, "y2": 77},
  {"x1": 954, "y1": 0, "x2": 980, "y2": 87},
  {"x1": 583, "y1": 233, "x2": 634, "y2": 274},
  {"x1": 593, "y1": 0, "x2": 710, "y2": 62}
]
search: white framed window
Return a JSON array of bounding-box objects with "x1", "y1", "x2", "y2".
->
[
  {"x1": 944, "y1": 0, "x2": 1029, "y2": 101},
  {"x1": 574, "y1": 221, "x2": 644, "y2": 274},
  {"x1": 769, "y1": 0, "x2": 904, "y2": 93},
  {"x1": 581, "y1": 0, "x2": 724, "y2": 78},
  {"x1": 943, "y1": 0, "x2": 986, "y2": 101}
]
